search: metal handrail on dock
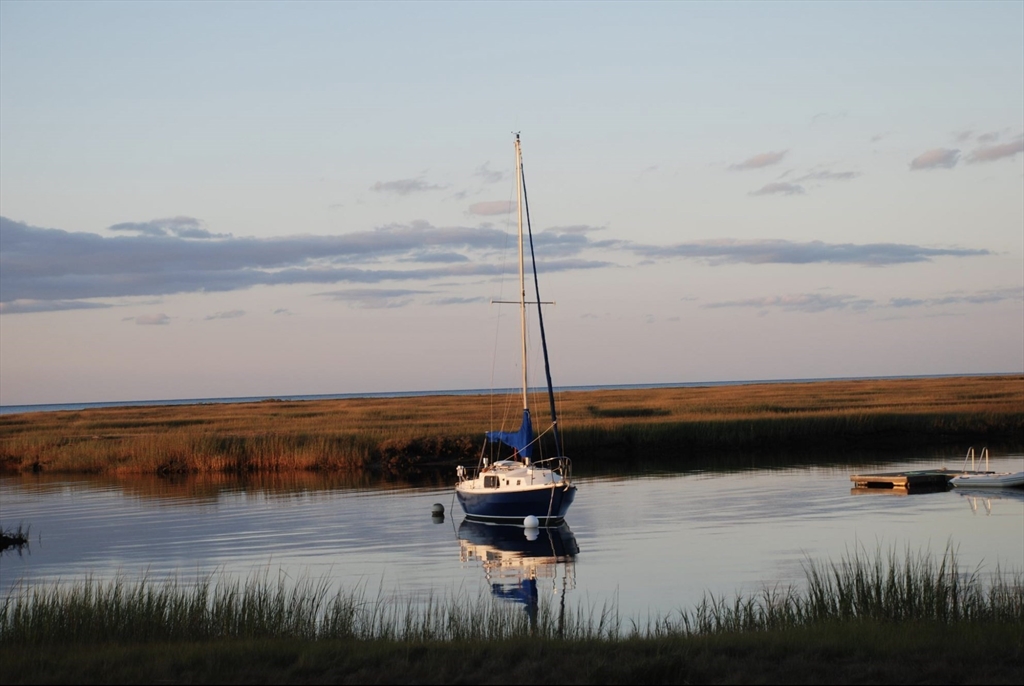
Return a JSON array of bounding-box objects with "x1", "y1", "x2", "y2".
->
[{"x1": 960, "y1": 447, "x2": 990, "y2": 474}]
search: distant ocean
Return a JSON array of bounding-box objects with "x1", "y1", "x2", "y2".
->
[{"x1": 0, "y1": 373, "x2": 1011, "y2": 416}]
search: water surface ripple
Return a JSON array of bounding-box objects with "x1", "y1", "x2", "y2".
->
[{"x1": 2, "y1": 454, "x2": 1022, "y2": 620}]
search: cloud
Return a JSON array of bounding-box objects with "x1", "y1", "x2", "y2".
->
[
  {"x1": 135, "y1": 313, "x2": 171, "y2": 325},
  {"x1": 750, "y1": 182, "x2": 805, "y2": 196},
  {"x1": 966, "y1": 138, "x2": 1024, "y2": 163},
  {"x1": 886, "y1": 287, "x2": 1023, "y2": 308},
  {"x1": 955, "y1": 130, "x2": 1006, "y2": 145},
  {"x1": 430, "y1": 296, "x2": 489, "y2": 306},
  {"x1": 468, "y1": 201, "x2": 514, "y2": 216},
  {"x1": 108, "y1": 216, "x2": 227, "y2": 239},
  {"x1": 473, "y1": 163, "x2": 505, "y2": 184},
  {"x1": 730, "y1": 150, "x2": 787, "y2": 171},
  {"x1": 704, "y1": 286, "x2": 1022, "y2": 314},
  {"x1": 909, "y1": 148, "x2": 960, "y2": 170},
  {"x1": 628, "y1": 239, "x2": 990, "y2": 266},
  {"x1": 204, "y1": 310, "x2": 246, "y2": 320},
  {"x1": 0, "y1": 299, "x2": 112, "y2": 314},
  {"x1": 319, "y1": 287, "x2": 428, "y2": 309},
  {"x1": 809, "y1": 111, "x2": 848, "y2": 125},
  {"x1": 0, "y1": 216, "x2": 520, "y2": 307},
  {"x1": 370, "y1": 178, "x2": 446, "y2": 195},
  {"x1": 705, "y1": 293, "x2": 874, "y2": 313},
  {"x1": 401, "y1": 251, "x2": 470, "y2": 264},
  {"x1": 792, "y1": 170, "x2": 860, "y2": 182},
  {"x1": 0, "y1": 216, "x2": 993, "y2": 314}
]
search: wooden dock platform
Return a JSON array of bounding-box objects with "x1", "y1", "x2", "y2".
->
[{"x1": 849, "y1": 468, "x2": 970, "y2": 491}]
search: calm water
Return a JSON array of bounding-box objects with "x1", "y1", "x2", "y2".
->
[{"x1": 2, "y1": 453, "x2": 1022, "y2": 622}]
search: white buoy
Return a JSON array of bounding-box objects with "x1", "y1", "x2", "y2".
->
[
  {"x1": 523, "y1": 515, "x2": 539, "y2": 528},
  {"x1": 432, "y1": 503, "x2": 444, "y2": 515}
]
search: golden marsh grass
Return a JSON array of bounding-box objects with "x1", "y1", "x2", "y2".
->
[{"x1": 1, "y1": 375, "x2": 1021, "y2": 476}]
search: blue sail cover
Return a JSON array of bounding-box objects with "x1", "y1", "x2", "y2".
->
[{"x1": 486, "y1": 409, "x2": 534, "y2": 458}]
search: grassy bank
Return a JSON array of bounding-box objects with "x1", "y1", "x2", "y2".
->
[
  {"x1": 1, "y1": 375, "x2": 1021, "y2": 477},
  {"x1": 2, "y1": 547, "x2": 1021, "y2": 684}
]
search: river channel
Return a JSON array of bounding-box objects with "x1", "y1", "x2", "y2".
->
[{"x1": 2, "y1": 452, "x2": 1022, "y2": 623}]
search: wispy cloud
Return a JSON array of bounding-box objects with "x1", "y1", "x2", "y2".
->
[
  {"x1": 0, "y1": 299, "x2": 113, "y2": 314},
  {"x1": 886, "y1": 287, "x2": 1023, "y2": 308},
  {"x1": 704, "y1": 287, "x2": 1021, "y2": 314},
  {"x1": 750, "y1": 182, "x2": 805, "y2": 196},
  {"x1": 468, "y1": 201, "x2": 514, "y2": 216},
  {"x1": 966, "y1": 138, "x2": 1024, "y2": 163},
  {"x1": 401, "y1": 251, "x2": 470, "y2": 264},
  {"x1": 730, "y1": 150, "x2": 788, "y2": 171},
  {"x1": 810, "y1": 111, "x2": 848, "y2": 125},
  {"x1": 473, "y1": 163, "x2": 505, "y2": 184},
  {"x1": 430, "y1": 296, "x2": 489, "y2": 306},
  {"x1": 909, "y1": 148, "x2": 960, "y2": 170},
  {"x1": 318, "y1": 288, "x2": 428, "y2": 309},
  {"x1": 704, "y1": 293, "x2": 873, "y2": 312},
  {"x1": 628, "y1": 239, "x2": 990, "y2": 266},
  {"x1": 204, "y1": 310, "x2": 246, "y2": 320},
  {"x1": 745, "y1": 166, "x2": 859, "y2": 196},
  {"x1": 134, "y1": 313, "x2": 171, "y2": 325},
  {"x1": 792, "y1": 170, "x2": 860, "y2": 182},
  {"x1": 370, "y1": 178, "x2": 447, "y2": 195},
  {"x1": 108, "y1": 216, "x2": 227, "y2": 239}
]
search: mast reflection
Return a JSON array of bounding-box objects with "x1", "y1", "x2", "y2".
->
[{"x1": 457, "y1": 519, "x2": 579, "y2": 630}]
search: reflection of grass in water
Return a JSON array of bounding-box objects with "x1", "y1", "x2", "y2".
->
[
  {"x1": 2, "y1": 546, "x2": 1020, "y2": 645},
  {"x1": 0, "y1": 375, "x2": 1021, "y2": 476}
]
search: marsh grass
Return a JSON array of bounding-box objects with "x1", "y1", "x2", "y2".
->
[
  {"x1": 3, "y1": 548, "x2": 1021, "y2": 684},
  {"x1": 1, "y1": 375, "x2": 1021, "y2": 476},
  {"x1": 2, "y1": 547, "x2": 1020, "y2": 647}
]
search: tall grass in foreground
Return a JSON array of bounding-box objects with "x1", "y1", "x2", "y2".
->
[
  {"x1": 3, "y1": 547, "x2": 1021, "y2": 646},
  {"x1": 667, "y1": 545, "x2": 1023, "y2": 637}
]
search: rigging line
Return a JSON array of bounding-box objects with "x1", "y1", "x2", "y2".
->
[
  {"x1": 488, "y1": 166, "x2": 520, "y2": 465},
  {"x1": 519, "y1": 145, "x2": 563, "y2": 458}
]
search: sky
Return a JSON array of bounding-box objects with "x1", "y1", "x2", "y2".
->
[{"x1": 1, "y1": 1, "x2": 1022, "y2": 406}]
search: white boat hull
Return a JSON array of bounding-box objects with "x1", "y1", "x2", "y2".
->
[{"x1": 950, "y1": 471, "x2": 1024, "y2": 489}]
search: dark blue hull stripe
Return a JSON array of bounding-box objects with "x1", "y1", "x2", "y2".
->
[{"x1": 457, "y1": 485, "x2": 576, "y2": 522}]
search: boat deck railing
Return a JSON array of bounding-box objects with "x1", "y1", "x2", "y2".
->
[{"x1": 457, "y1": 456, "x2": 572, "y2": 485}]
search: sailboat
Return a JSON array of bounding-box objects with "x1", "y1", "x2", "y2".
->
[{"x1": 455, "y1": 134, "x2": 577, "y2": 526}]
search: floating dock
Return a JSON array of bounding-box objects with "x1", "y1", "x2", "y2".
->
[{"x1": 849, "y1": 468, "x2": 976, "y2": 492}]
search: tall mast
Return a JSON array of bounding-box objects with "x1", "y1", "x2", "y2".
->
[
  {"x1": 520, "y1": 139, "x2": 563, "y2": 457},
  {"x1": 515, "y1": 134, "x2": 528, "y2": 411}
]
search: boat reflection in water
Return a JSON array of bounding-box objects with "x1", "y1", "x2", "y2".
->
[
  {"x1": 457, "y1": 520, "x2": 579, "y2": 630},
  {"x1": 955, "y1": 486, "x2": 1024, "y2": 516}
]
